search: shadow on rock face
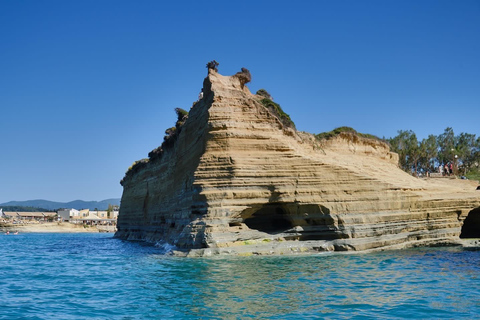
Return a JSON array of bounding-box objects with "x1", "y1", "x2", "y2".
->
[
  {"x1": 243, "y1": 205, "x2": 293, "y2": 234},
  {"x1": 460, "y1": 207, "x2": 480, "y2": 238},
  {"x1": 240, "y1": 202, "x2": 348, "y2": 241}
]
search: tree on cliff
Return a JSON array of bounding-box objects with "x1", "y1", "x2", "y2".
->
[
  {"x1": 388, "y1": 130, "x2": 419, "y2": 172},
  {"x1": 234, "y1": 67, "x2": 251, "y2": 88},
  {"x1": 389, "y1": 127, "x2": 480, "y2": 179},
  {"x1": 420, "y1": 134, "x2": 438, "y2": 172},
  {"x1": 455, "y1": 132, "x2": 479, "y2": 175},
  {"x1": 206, "y1": 60, "x2": 219, "y2": 72},
  {"x1": 437, "y1": 127, "x2": 455, "y2": 166}
]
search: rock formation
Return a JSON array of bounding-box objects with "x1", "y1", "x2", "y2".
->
[{"x1": 115, "y1": 67, "x2": 480, "y2": 256}]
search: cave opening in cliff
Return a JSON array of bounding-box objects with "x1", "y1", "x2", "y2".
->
[
  {"x1": 460, "y1": 207, "x2": 480, "y2": 238},
  {"x1": 243, "y1": 204, "x2": 293, "y2": 234}
]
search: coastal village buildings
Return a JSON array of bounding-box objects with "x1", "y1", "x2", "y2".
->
[
  {"x1": 58, "y1": 208, "x2": 118, "y2": 225},
  {"x1": 1, "y1": 211, "x2": 56, "y2": 222},
  {"x1": 1, "y1": 208, "x2": 118, "y2": 226}
]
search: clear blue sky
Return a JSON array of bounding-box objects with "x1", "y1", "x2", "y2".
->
[{"x1": 1, "y1": 0, "x2": 479, "y2": 203}]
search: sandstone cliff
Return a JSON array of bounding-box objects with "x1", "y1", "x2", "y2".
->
[{"x1": 115, "y1": 69, "x2": 480, "y2": 256}]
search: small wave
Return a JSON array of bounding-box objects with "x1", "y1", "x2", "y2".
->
[{"x1": 154, "y1": 241, "x2": 177, "y2": 254}]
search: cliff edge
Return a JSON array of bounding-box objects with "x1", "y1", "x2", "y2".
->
[{"x1": 115, "y1": 68, "x2": 480, "y2": 256}]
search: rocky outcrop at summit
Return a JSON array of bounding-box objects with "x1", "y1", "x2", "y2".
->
[{"x1": 115, "y1": 68, "x2": 480, "y2": 256}]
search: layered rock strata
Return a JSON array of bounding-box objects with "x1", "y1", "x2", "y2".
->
[{"x1": 116, "y1": 69, "x2": 480, "y2": 256}]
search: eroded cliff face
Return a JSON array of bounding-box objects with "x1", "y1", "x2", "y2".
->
[{"x1": 116, "y1": 70, "x2": 480, "y2": 256}]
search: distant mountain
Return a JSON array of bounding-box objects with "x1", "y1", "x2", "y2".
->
[
  {"x1": 0, "y1": 206, "x2": 55, "y2": 212},
  {"x1": 0, "y1": 199, "x2": 121, "y2": 211}
]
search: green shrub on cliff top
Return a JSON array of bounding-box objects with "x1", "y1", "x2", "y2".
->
[
  {"x1": 175, "y1": 108, "x2": 188, "y2": 127},
  {"x1": 259, "y1": 97, "x2": 295, "y2": 129},
  {"x1": 256, "y1": 89, "x2": 272, "y2": 100},
  {"x1": 315, "y1": 126, "x2": 381, "y2": 142},
  {"x1": 126, "y1": 158, "x2": 149, "y2": 174}
]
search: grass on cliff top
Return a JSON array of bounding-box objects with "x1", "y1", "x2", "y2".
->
[
  {"x1": 121, "y1": 158, "x2": 150, "y2": 185},
  {"x1": 315, "y1": 126, "x2": 382, "y2": 142}
]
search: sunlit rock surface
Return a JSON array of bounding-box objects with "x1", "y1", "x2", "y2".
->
[{"x1": 115, "y1": 69, "x2": 480, "y2": 256}]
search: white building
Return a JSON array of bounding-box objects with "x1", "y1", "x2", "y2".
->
[{"x1": 57, "y1": 209, "x2": 80, "y2": 221}]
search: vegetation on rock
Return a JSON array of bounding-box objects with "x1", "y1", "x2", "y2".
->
[
  {"x1": 206, "y1": 60, "x2": 219, "y2": 72},
  {"x1": 315, "y1": 126, "x2": 382, "y2": 142},
  {"x1": 256, "y1": 89, "x2": 272, "y2": 100},
  {"x1": 121, "y1": 158, "x2": 149, "y2": 185},
  {"x1": 147, "y1": 146, "x2": 163, "y2": 161},
  {"x1": 259, "y1": 97, "x2": 295, "y2": 129},
  {"x1": 234, "y1": 67, "x2": 251, "y2": 88}
]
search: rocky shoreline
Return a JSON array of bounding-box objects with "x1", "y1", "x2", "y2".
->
[{"x1": 174, "y1": 237, "x2": 480, "y2": 257}]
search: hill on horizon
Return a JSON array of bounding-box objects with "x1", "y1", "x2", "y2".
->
[{"x1": 0, "y1": 199, "x2": 121, "y2": 211}]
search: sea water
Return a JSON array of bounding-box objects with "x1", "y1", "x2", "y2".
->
[{"x1": 0, "y1": 233, "x2": 479, "y2": 319}]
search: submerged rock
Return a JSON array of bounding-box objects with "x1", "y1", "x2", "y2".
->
[{"x1": 115, "y1": 68, "x2": 480, "y2": 256}]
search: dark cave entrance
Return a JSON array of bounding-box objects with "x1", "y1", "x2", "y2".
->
[
  {"x1": 460, "y1": 207, "x2": 480, "y2": 238},
  {"x1": 243, "y1": 204, "x2": 294, "y2": 234}
]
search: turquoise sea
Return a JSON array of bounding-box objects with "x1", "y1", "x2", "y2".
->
[{"x1": 0, "y1": 233, "x2": 479, "y2": 319}]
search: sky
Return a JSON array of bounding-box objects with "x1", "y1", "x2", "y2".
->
[{"x1": 0, "y1": 0, "x2": 479, "y2": 203}]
